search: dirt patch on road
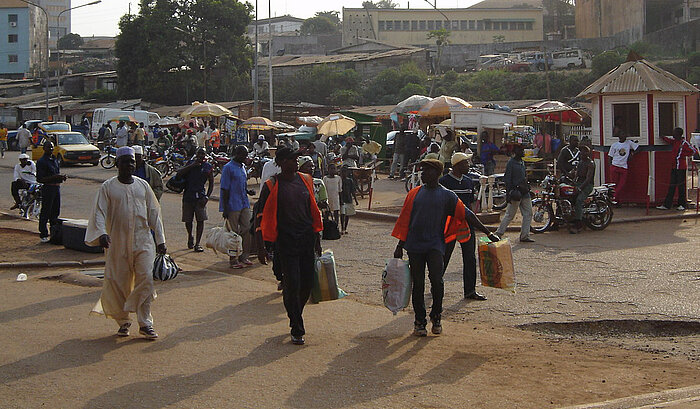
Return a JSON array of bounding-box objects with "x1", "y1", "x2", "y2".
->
[{"x1": 0, "y1": 227, "x2": 103, "y2": 265}]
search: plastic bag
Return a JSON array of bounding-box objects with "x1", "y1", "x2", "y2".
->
[
  {"x1": 205, "y1": 220, "x2": 243, "y2": 257},
  {"x1": 153, "y1": 254, "x2": 181, "y2": 281},
  {"x1": 322, "y1": 216, "x2": 341, "y2": 240},
  {"x1": 478, "y1": 237, "x2": 515, "y2": 292},
  {"x1": 311, "y1": 250, "x2": 347, "y2": 303},
  {"x1": 382, "y1": 258, "x2": 411, "y2": 315}
]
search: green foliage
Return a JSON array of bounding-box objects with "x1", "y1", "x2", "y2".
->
[
  {"x1": 277, "y1": 64, "x2": 360, "y2": 105},
  {"x1": 688, "y1": 52, "x2": 700, "y2": 67},
  {"x1": 397, "y1": 83, "x2": 427, "y2": 101},
  {"x1": 315, "y1": 11, "x2": 340, "y2": 26},
  {"x1": 330, "y1": 89, "x2": 361, "y2": 106},
  {"x1": 83, "y1": 88, "x2": 118, "y2": 102},
  {"x1": 362, "y1": 0, "x2": 397, "y2": 8},
  {"x1": 116, "y1": 0, "x2": 253, "y2": 104},
  {"x1": 57, "y1": 33, "x2": 83, "y2": 50},
  {"x1": 492, "y1": 35, "x2": 505, "y2": 44},
  {"x1": 591, "y1": 51, "x2": 624, "y2": 77},
  {"x1": 300, "y1": 16, "x2": 339, "y2": 35},
  {"x1": 363, "y1": 63, "x2": 428, "y2": 104}
]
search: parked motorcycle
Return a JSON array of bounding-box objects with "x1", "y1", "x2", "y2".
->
[
  {"x1": 531, "y1": 173, "x2": 615, "y2": 232},
  {"x1": 153, "y1": 149, "x2": 188, "y2": 177},
  {"x1": 207, "y1": 152, "x2": 230, "y2": 178},
  {"x1": 100, "y1": 138, "x2": 117, "y2": 169},
  {"x1": 467, "y1": 163, "x2": 507, "y2": 211},
  {"x1": 18, "y1": 183, "x2": 42, "y2": 219},
  {"x1": 247, "y1": 153, "x2": 270, "y2": 181}
]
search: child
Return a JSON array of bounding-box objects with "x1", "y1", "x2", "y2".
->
[
  {"x1": 323, "y1": 163, "x2": 342, "y2": 224},
  {"x1": 340, "y1": 165, "x2": 358, "y2": 234},
  {"x1": 607, "y1": 132, "x2": 638, "y2": 204}
]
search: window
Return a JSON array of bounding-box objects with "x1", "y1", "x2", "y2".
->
[
  {"x1": 8, "y1": 55, "x2": 18, "y2": 63},
  {"x1": 525, "y1": 21, "x2": 533, "y2": 30},
  {"x1": 378, "y1": 21, "x2": 385, "y2": 31},
  {"x1": 8, "y1": 14, "x2": 18, "y2": 23},
  {"x1": 469, "y1": 20, "x2": 476, "y2": 30},
  {"x1": 394, "y1": 20, "x2": 401, "y2": 30},
  {"x1": 451, "y1": 20, "x2": 459, "y2": 30},
  {"x1": 435, "y1": 20, "x2": 442, "y2": 30},
  {"x1": 612, "y1": 103, "x2": 640, "y2": 138},
  {"x1": 402, "y1": 20, "x2": 409, "y2": 30},
  {"x1": 385, "y1": 21, "x2": 393, "y2": 30},
  {"x1": 411, "y1": 20, "x2": 417, "y2": 30},
  {"x1": 8, "y1": 34, "x2": 18, "y2": 43},
  {"x1": 419, "y1": 20, "x2": 426, "y2": 30},
  {"x1": 485, "y1": 20, "x2": 492, "y2": 30},
  {"x1": 427, "y1": 20, "x2": 434, "y2": 30},
  {"x1": 510, "y1": 22, "x2": 517, "y2": 30},
  {"x1": 517, "y1": 22, "x2": 525, "y2": 30},
  {"x1": 658, "y1": 102, "x2": 678, "y2": 137},
  {"x1": 460, "y1": 20, "x2": 468, "y2": 30}
]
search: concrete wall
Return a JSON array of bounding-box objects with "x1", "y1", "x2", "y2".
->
[
  {"x1": 0, "y1": 7, "x2": 36, "y2": 77},
  {"x1": 271, "y1": 34, "x2": 342, "y2": 56},
  {"x1": 575, "y1": 0, "x2": 645, "y2": 41},
  {"x1": 342, "y1": 7, "x2": 544, "y2": 47},
  {"x1": 643, "y1": 19, "x2": 700, "y2": 54}
]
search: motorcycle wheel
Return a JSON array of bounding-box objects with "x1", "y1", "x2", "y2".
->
[
  {"x1": 531, "y1": 199, "x2": 554, "y2": 233},
  {"x1": 211, "y1": 165, "x2": 220, "y2": 178},
  {"x1": 155, "y1": 162, "x2": 169, "y2": 176},
  {"x1": 100, "y1": 155, "x2": 116, "y2": 169},
  {"x1": 584, "y1": 199, "x2": 613, "y2": 230},
  {"x1": 491, "y1": 184, "x2": 508, "y2": 210}
]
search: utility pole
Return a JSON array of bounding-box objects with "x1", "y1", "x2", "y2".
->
[
  {"x1": 268, "y1": 0, "x2": 273, "y2": 120},
  {"x1": 253, "y1": 0, "x2": 259, "y2": 117}
]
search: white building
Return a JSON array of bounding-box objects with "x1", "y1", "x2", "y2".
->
[{"x1": 39, "y1": 0, "x2": 71, "y2": 49}]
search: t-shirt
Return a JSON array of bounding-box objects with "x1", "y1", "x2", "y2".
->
[
  {"x1": 340, "y1": 145, "x2": 359, "y2": 168},
  {"x1": 439, "y1": 172, "x2": 475, "y2": 205},
  {"x1": 260, "y1": 160, "x2": 281, "y2": 184},
  {"x1": 480, "y1": 142, "x2": 499, "y2": 164},
  {"x1": 323, "y1": 175, "x2": 342, "y2": 200},
  {"x1": 219, "y1": 160, "x2": 249, "y2": 212},
  {"x1": 253, "y1": 141, "x2": 269, "y2": 155},
  {"x1": 275, "y1": 174, "x2": 315, "y2": 253},
  {"x1": 438, "y1": 140, "x2": 458, "y2": 163},
  {"x1": 13, "y1": 161, "x2": 36, "y2": 183},
  {"x1": 115, "y1": 127, "x2": 128, "y2": 147},
  {"x1": 183, "y1": 161, "x2": 212, "y2": 202},
  {"x1": 313, "y1": 178, "x2": 327, "y2": 204},
  {"x1": 135, "y1": 128, "x2": 146, "y2": 142},
  {"x1": 196, "y1": 131, "x2": 208, "y2": 147},
  {"x1": 608, "y1": 140, "x2": 639, "y2": 169},
  {"x1": 404, "y1": 185, "x2": 459, "y2": 255},
  {"x1": 17, "y1": 128, "x2": 32, "y2": 148},
  {"x1": 0, "y1": 128, "x2": 7, "y2": 141}
]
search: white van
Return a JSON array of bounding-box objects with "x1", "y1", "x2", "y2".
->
[
  {"x1": 551, "y1": 49, "x2": 587, "y2": 70},
  {"x1": 90, "y1": 108, "x2": 161, "y2": 139}
]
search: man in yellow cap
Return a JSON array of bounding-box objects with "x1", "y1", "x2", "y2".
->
[
  {"x1": 439, "y1": 152, "x2": 494, "y2": 300},
  {"x1": 392, "y1": 158, "x2": 498, "y2": 337}
]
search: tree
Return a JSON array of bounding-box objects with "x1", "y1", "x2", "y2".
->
[
  {"x1": 277, "y1": 65, "x2": 360, "y2": 105},
  {"x1": 591, "y1": 50, "x2": 624, "y2": 77},
  {"x1": 115, "y1": 0, "x2": 253, "y2": 104},
  {"x1": 300, "y1": 16, "x2": 339, "y2": 35},
  {"x1": 427, "y1": 28, "x2": 450, "y2": 75},
  {"x1": 57, "y1": 33, "x2": 83, "y2": 50},
  {"x1": 362, "y1": 0, "x2": 398, "y2": 8},
  {"x1": 315, "y1": 11, "x2": 340, "y2": 26}
]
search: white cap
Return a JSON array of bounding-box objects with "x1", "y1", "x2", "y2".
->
[
  {"x1": 451, "y1": 151, "x2": 473, "y2": 166},
  {"x1": 132, "y1": 145, "x2": 143, "y2": 155},
  {"x1": 116, "y1": 146, "x2": 135, "y2": 159},
  {"x1": 18, "y1": 153, "x2": 29, "y2": 160}
]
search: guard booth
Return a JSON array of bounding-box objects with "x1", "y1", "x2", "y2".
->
[{"x1": 577, "y1": 55, "x2": 699, "y2": 204}]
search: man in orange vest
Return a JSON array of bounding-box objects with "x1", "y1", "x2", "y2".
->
[
  {"x1": 255, "y1": 147, "x2": 323, "y2": 345},
  {"x1": 393, "y1": 158, "x2": 499, "y2": 337}
]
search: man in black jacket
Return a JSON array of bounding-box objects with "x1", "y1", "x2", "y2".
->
[{"x1": 496, "y1": 144, "x2": 533, "y2": 243}]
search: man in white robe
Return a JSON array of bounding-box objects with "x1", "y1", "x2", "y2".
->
[{"x1": 85, "y1": 146, "x2": 167, "y2": 339}]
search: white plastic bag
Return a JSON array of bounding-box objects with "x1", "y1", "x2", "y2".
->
[
  {"x1": 205, "y1": 220, "x2": 242, "y2": 257},
  {"x1": 382, "y1": 258, "x2": 411, "y2": 315}
]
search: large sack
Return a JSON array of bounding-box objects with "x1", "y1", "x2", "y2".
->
[
  {"x1": 478, "y1": 237, "x2": 516, "y2": 292},
  {"x1": 205, "y1": 220, "x2": 243, "y2": 257},
  {"x1": 311, "y1": 250, "x2": 347, "y2": 303},
  {"x1": 382, "y1": 258, "x2": 411, "y2": 315}
]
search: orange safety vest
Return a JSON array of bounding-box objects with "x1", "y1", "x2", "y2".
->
[
  {"x1": 210, "y1": 129, "x2": 221, "y2": 148},
  {"x1": 391, "y1": 186, "x2": 471, "y2": 244},
  {"x1": 260, "y1": 172, "x2": 323, "y2": 242}
]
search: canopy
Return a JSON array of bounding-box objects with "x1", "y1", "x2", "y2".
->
[
  {"x1": 317, "y1": 113, "x2": 356, "y2": 137},
  {"x1": 240, "y1": 116, "x2": 277, "y2": 131},
  {"x1": 515, "y1": 101, "x2": 584, "y2": 124},
  {"x1": 392, "y1": 95, "x2": 433, "y2": 114},
  {"x1": 181, "y1": 101, "x2": 236, "y2": 118},
  {"x1": 273, "y1": 121, "x2": 295, "y2": 131},
  {"x1": 417, "y1": 96, "x2": 472, "y2": 118},
  {"x1": 297, "y1": 116, "x2": 324, "y2": 126}
]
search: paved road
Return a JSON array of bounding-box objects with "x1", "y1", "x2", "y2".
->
[{"x1": 1, "y1": 154, "x2": 699, "y2": 362}]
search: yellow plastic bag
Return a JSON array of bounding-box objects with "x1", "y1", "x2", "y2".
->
[{"x1": 478, "y1": 237, "x2": 516, "y2": 293}]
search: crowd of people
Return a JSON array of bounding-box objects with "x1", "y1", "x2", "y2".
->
[{"x1": 5, "y1": 116, "x2": 698, "y2": 346}]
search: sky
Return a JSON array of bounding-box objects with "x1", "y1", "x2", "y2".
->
[{"x1": 71, "y1": 0, "x2": 483, "y2": 37}]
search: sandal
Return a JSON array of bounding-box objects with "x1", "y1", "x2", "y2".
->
[
  {"x1": 194, "y1": 245, "x2": 204, "y2": 252},
  {"x1": 240, "y1": 259, "x2": 253, "y2": 266},
  {"x1": 230, "y1": 262, "x2": 245, "y2": 269}
]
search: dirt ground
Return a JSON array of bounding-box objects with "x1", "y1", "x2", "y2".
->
[{"x1": 1, "y1": 225, "x2": 699, "y2": 408}]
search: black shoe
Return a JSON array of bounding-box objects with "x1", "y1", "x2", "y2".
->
[
  {"x1": 117, "y1": 322, "x2": 131, "y2": 337},
  {"x1": 520, "y1": 237, "x2": 535, "y2": 243},
  {"x1": 430, "y1": 318, "x2": 442, "y2": 335},
  {"x1": 465, "y1": 292, "x2": 487, "y2": 301},
  {"x1": 412, "y1": 324, "x2": 428, "y2": 337},
  {"x1": 139, "y1": 326, "x2": 158, "y2": 340},
  {"x1": 187, "y1": 236, "x2": 194, "y2": 249},
  {"x1": 291, "y1": 334, "x2": 305, "y2": 345}
]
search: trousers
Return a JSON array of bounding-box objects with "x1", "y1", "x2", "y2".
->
[
  {"x1": 663, "y1": 169, "x2": 687, "y2": 208},
  {"x1": 408, "y1": 250, "x2": 444, "y2": 326},
  {"x1": 227, "y1": 207, "x2": 252, "y2": 260},
  {"x1": 496, "y1": 197, "x2": 532, "y2": 240},
  {"x1": 278, "y1": 247, "x2": 315, "y2": 337},
  {"x1": 11, "y1": 179, "x2": 30, "y2": 205},
  {"x1": 39, "y1": 185, "x2": 60, "y2": 238},
  {"x1": 609, "y1": 165, "x2": 628, "y2": 201},
  {"x1": 112, "y1": 295, "x2": 153, "y2": 327},
  {"x1": 443, "y1": 232, "x2": 477, "y2": 297},
  {"x1": 390, "y1": 152, "x2": 406, "y2": 177}
]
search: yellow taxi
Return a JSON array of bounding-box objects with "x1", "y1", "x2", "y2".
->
[
  {"x1": 31, "y1": 121, "x2": 73, "y2": 161},
  {"x1": 35, "y1": 131, "x2": 101, "y2": 165}
]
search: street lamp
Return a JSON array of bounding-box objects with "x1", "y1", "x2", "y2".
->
[
  {"x1": 17, "y1": 0, "x2": 49, "y2": 119},
  {"x1": 174, "y1": 26, "x2": 207, "y2": 101},
  {"x1": 57, "y1": 1, "x2": 102, "y2": 119}
]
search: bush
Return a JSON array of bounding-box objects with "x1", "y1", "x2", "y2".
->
[
  {"x1": 591, "y1": 51, "x2": 624, "y2": 77},
  {"x1": 83, "y1": 88, "x2": 118, "y2": 102},
  {"x1": 688, "y1": 52, "x2": 700, "y2": 67},
  {"x1": 330, "y1": 89, "x2": 361, "y2": 106},
  {"x1": 397, "y1": 83, "x2": 427, "y2": 100}
]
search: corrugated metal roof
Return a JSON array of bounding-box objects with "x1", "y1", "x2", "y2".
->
[
  {"x1": 260, "y1": 48, "x2": 425, "y2": 68},
  {"x1": 578, "y1": 59, "x2": 698, "y2": 98}
]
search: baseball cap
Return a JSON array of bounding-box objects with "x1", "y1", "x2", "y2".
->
[
  {"x1": 420, "y1": 158, "x2": 444, "y2": 174},
  {"x1": 298, "y1": 155, "x2": 313, "y2": 167},
  {"x1": 18, "y1": 153, "x2": 29, "y2": 160},
  {"x1": 451, "y1": 151, "x2": 473, "y2": 166},
  {"x1": 132, "y1": 145, "x2": 143, "y2": 155}
]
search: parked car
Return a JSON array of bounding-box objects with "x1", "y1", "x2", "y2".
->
[
  {"x1": 6, "y1": 130, "x2": 18, "y2": 151},
  {"x1": 44, "y1": 131, "x2": 101, "y2": 165},
  {"x1": 551, "y1": 49, "x2": 587, "y2": 69},
  {"x1": 521, "y1": 52, "x2": 553, "y2": 71},
  {"x1": 487, "y1": 59, "x2": 531, "y2": 72},
  {"x1": 31, "y1": 122, "x2": 73, "y2": 161}
]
